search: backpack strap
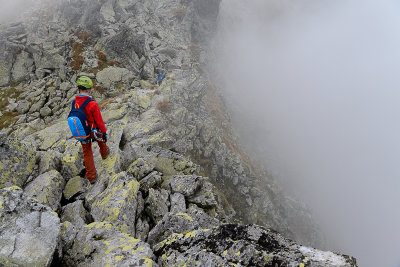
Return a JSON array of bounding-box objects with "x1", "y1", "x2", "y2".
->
[
  {"x1": 78, "y1": 98, "x2": 93, "y2": 110},
  {"x1": 71, "y1": 100, "x2": 76, "y2": 110}
]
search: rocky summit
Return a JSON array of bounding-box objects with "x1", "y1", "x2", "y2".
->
[{"x1": 0, "y1": 0, "x2": 357, "y2": 266}]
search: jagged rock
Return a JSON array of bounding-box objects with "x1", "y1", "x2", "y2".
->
[
  {"x1": 154, "y1": 224, "x2": 357, "y2": 267},
  {"x1": 141, "y1": 61, "x2": 154, "y2": 80},
  {"x1": 63, "y1": 176, "x2": 86, "y2": 201},
  {"x1": 0, "y1": 186, "x2": 60, "y2": 266},
  {"x1": 126, "y1": 158, "x2": 154, "y2": 180},
  {"x1": 187, "y1": 180, "x2": 218, "y2": 208},
  {"x1": 39, "y1": 106, "x2": 52, "y2": 117},
  {"x1": 135, "y1": 217, "x2": 150, "y2": 241},
  {"x1": 24, "y1": 170, "x2": 65, "y2": 211},
  {"x1": 169, "y1": 175, "x2": 205, "y2": 197},
  {"x1": 11, "y1": 51, "x2": 35, "y2": 82},
  {"x1": 139, "y1": 79, "x2": 153, "y2": 89},
  {"x1": 16, "y1": 100, "x2": 31, "y2": 114},
  {"x1": 100, "y1": 0, "x2": 116, "y2": 23},
  {"x1": 63, "y1": 222, "x2": 157, "y2": 267},
  {"x1": 39, "y1": 150, "x2": 62, "y2": 174},
  {"x1": 103, "y1": 27, "x2": 145, "y2": 73},
  {"x1": 147, "y1": 206, "x2": 220, "y2": 246},
  {"x1": 0, "y1": 137, "x2": 37, "y2": 189},
  {"x1": 88, "y1": 172, "x2": 140, "y2": 235},
  {"x1": 170, "y1": 193, "x2": 186, "y2": 213},
  {"x1": 139, "y1": 171, "x2": 162, "y2": 194},
  {"x1": 96, "y1": 66, "x2": 134, "y2": 91},
  {"x1": 145, "y1": 188, "x2": 169, "y2": 224},
  {"x1": 61, "y1": 140, "x2": 83, "y2": 180},
  {"x1": 61, "y1": 200, "x2": 91, "y2": 228}
]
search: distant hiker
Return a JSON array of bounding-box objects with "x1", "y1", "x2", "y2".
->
[
  {"x1": 157, "y1": 71, "x2": 166, "y2": 85},
  {"x1": 67, "y1": 76, "x2": 109, "y2": 184}
]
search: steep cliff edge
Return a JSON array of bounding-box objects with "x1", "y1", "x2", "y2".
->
[{"x1": 0, "y1": 0, "x2": 356, "y2": 266}]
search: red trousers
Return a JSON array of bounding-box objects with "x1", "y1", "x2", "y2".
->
[{"x1": 81, "y1": 133, "x2": 108, "y2": 181}]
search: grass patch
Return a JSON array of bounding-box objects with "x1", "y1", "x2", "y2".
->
[
  {"x1": 88, "y1": 50, "x2": 120, "y2": 74},
  {"x1": 0, "y1": 111, "x2": 18, "y2": 130},
  {"x1": 0, "y1": 87, "x2": 23, "y2": 110},
  {"x1": 172, "y1": 7, "x2": 187, "y2": 20},
  {"x1": 156, "y1": 99, "x2": 171, "y2": 112}
]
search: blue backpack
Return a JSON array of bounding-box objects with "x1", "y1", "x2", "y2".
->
[{"x1": 68, "y1": 99, "x2": 93, "y2": 141}]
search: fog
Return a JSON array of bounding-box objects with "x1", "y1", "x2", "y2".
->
[
  {"x1": 0, "y1": 0, "x2": 43, "y2": 24},
  {"x1": 214, "y1": 0, "x2": 400, "y2": 266}
]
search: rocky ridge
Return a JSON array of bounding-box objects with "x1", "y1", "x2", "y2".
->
[{"x1": 0, "y1": 0, "x2": 356, "y2": 266}]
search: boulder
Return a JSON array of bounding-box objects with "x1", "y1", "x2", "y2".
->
[
  {"x1": 39, "y1": 150, "x2": 62, "y2": 175},
  {"x1": 40, "y1": 106, "x2": 52, "y2": 117},
  {"x1": 139, "y1": 171, "x2": 162, "y2": 194},
  {"x1": 0, "y1": 137, "x2": 37, "y2": 189},
  {"x1": 61, "y1": 200, "x2": 91, "y2": 228},
  {"x1": 145, "y1": 188, "x2": 169, "y2": 224},
  {"x1": 170, "y1": 193, "x2": 186, "y2": 213},
  {"x1": 11, "y1": 51, "x2": 34, "y2": 82},
  {"x1": 63, "y1": 222, "x2": 157, "y2": 267},
  {"x1": 96, "y1": 66, "x2": 134, "y2": 89},
  {"x1": 141, "y1": 61, "x2": 154, "y2": 80},
  {"x1": 24, "y1": 170, "x2": 65, "y2": 211},
  {"x1": 0, "y1": 186, "x2": 60, "y2": 266},
  {"x1": 147, "y1": 206, "x2": 220, "y2": 246},
  {"x1": 89, "y1": 172, "x2": 140, "y2": 235},
  {"x1": 63, "y1": 176, "x2": 86, "y2": 201},
  {"x1": 155, "y1": 224, "x2": 357, "y2": 267},
  {"x1": 169, "y1": 175, "x2": 204, "y2": 197},
  {"x1": 16, "y1": 100, "x2": 31, "y2": 114}
]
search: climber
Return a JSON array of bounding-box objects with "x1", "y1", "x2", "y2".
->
[
  {"x1": 157, "y1": 71, "x2": 166, "y2": 85},
  {"x1": 70, "y1": 76, "x2": 109, "y2": 184}
]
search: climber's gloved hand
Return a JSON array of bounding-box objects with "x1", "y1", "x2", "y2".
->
[{"x1": 102, "y1": 132, "x2": 107, "y2": 143}]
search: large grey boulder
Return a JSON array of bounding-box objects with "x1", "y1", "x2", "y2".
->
[
  {"x1": 61, "y1": 200, "x2": 91, "y2": 228},
  {"x1": 155, "y1": 224, "x2": 357, "y2": 267},
  {"x1": 96, "y1": 66, "x2": 134, "y2": 89},
  {"x1": 0, "y1": 136, "x2": 37, "y2": 189},
  {"x1": 88, "y1": 172, "x2": 140, "y2": 235},
  {"x1": 147, "y1": 205, "x2": 220, "y2": 246},
  {"x1": 145, "y1": 188, "x2": 169, "y2": 224},
  {"x1": 63, "y1": 222, "x2": 158, "y2": 267},
  {"x1": 0, "y1": 186, "x2": 60, "y2": 266},
  {"x1": 24, "y1": 170, "x2": 65, "y2": 211}
]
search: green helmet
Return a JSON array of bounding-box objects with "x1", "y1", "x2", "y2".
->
[{"x1": 76, "y1": 76, "x2": 93, "y2": 89}]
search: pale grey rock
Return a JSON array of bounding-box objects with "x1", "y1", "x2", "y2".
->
[
  {"x1": 146, "y1": 188, "x2": 169, "y2": 224},
  {"x1": 39, "y1": 106, "x2": 52, "y2": 117},
  {"x1": 141, "y1": 61, "x2": 154, "y2": 80},
  {"x1": 89, "y1": 172, "x2": 139, "y2": 235},
  {"x1": 126, "y1": 158, "x2": 154, "y2": 180},
  {"x1": 61, "y1": 200, "x2": 90, "y2": 228},
  {"x1": 11, "y1": 51, "x2": 34, "y2": 82},
  {"x1": 63, "y1": 176, "x2": 86, "y2": 201},
  {"x1": 0, "y1": 186, "x2": 60, "y2": 267},
  {"x1": 96, "y1": 66, "x2": 134, "y2": 88},
  {"x1": 147, "y1": 207, "x2": 219, "y2": 246},
  {"x1": 100, "y1": 0, "x2": 116, "y2": 23},
  {"x1": 24, "y1": 170, "x2": 65, "y2": 211},
  {"x1": 63, "y1": 222, "x2": 157, "y2": 267},
  {"x1": 170, "y1": 192, "x2": 186, "y2": 213},
  {"x1": 135, "y1": 217, "x2": 150, "y2": 241},
  {"x1": 139, "y1": 171, "x2": 162, "y2": 194},
  {"x1": 169, "y1": 175, "x2": 205, "y2": 197},
  {"x1": 16, "y1": 100, "x2": 31, "y2": 114},
  {"x1": 0, "y1": 138, "x2": 37, "y2": 189},
  {"x1": 187, "y1": 180, "x2": 218, "y2": 208}
]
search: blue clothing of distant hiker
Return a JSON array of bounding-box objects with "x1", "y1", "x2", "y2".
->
[{"x1": 157, "y1": 72, "x2": 166, "y2": 85}]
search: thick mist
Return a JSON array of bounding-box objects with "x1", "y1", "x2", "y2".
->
[
  {"x1": 0, "y1": 0, "x2": 44, "y2": 24},
  {"x1": 214, "y1": 1, "x2": 400, "y2": 267}
]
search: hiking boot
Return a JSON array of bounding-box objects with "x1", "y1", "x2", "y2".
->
[
  {"x1": 102, "y1": 148, "x2": 110, "y2": 160},
  {"x1": 87, "y1": 174, "x2": 97, "y2": 185}
]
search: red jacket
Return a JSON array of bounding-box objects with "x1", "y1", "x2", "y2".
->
[{"x1": 74, "y1": 95, "x2": 107, "y2": 133}]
